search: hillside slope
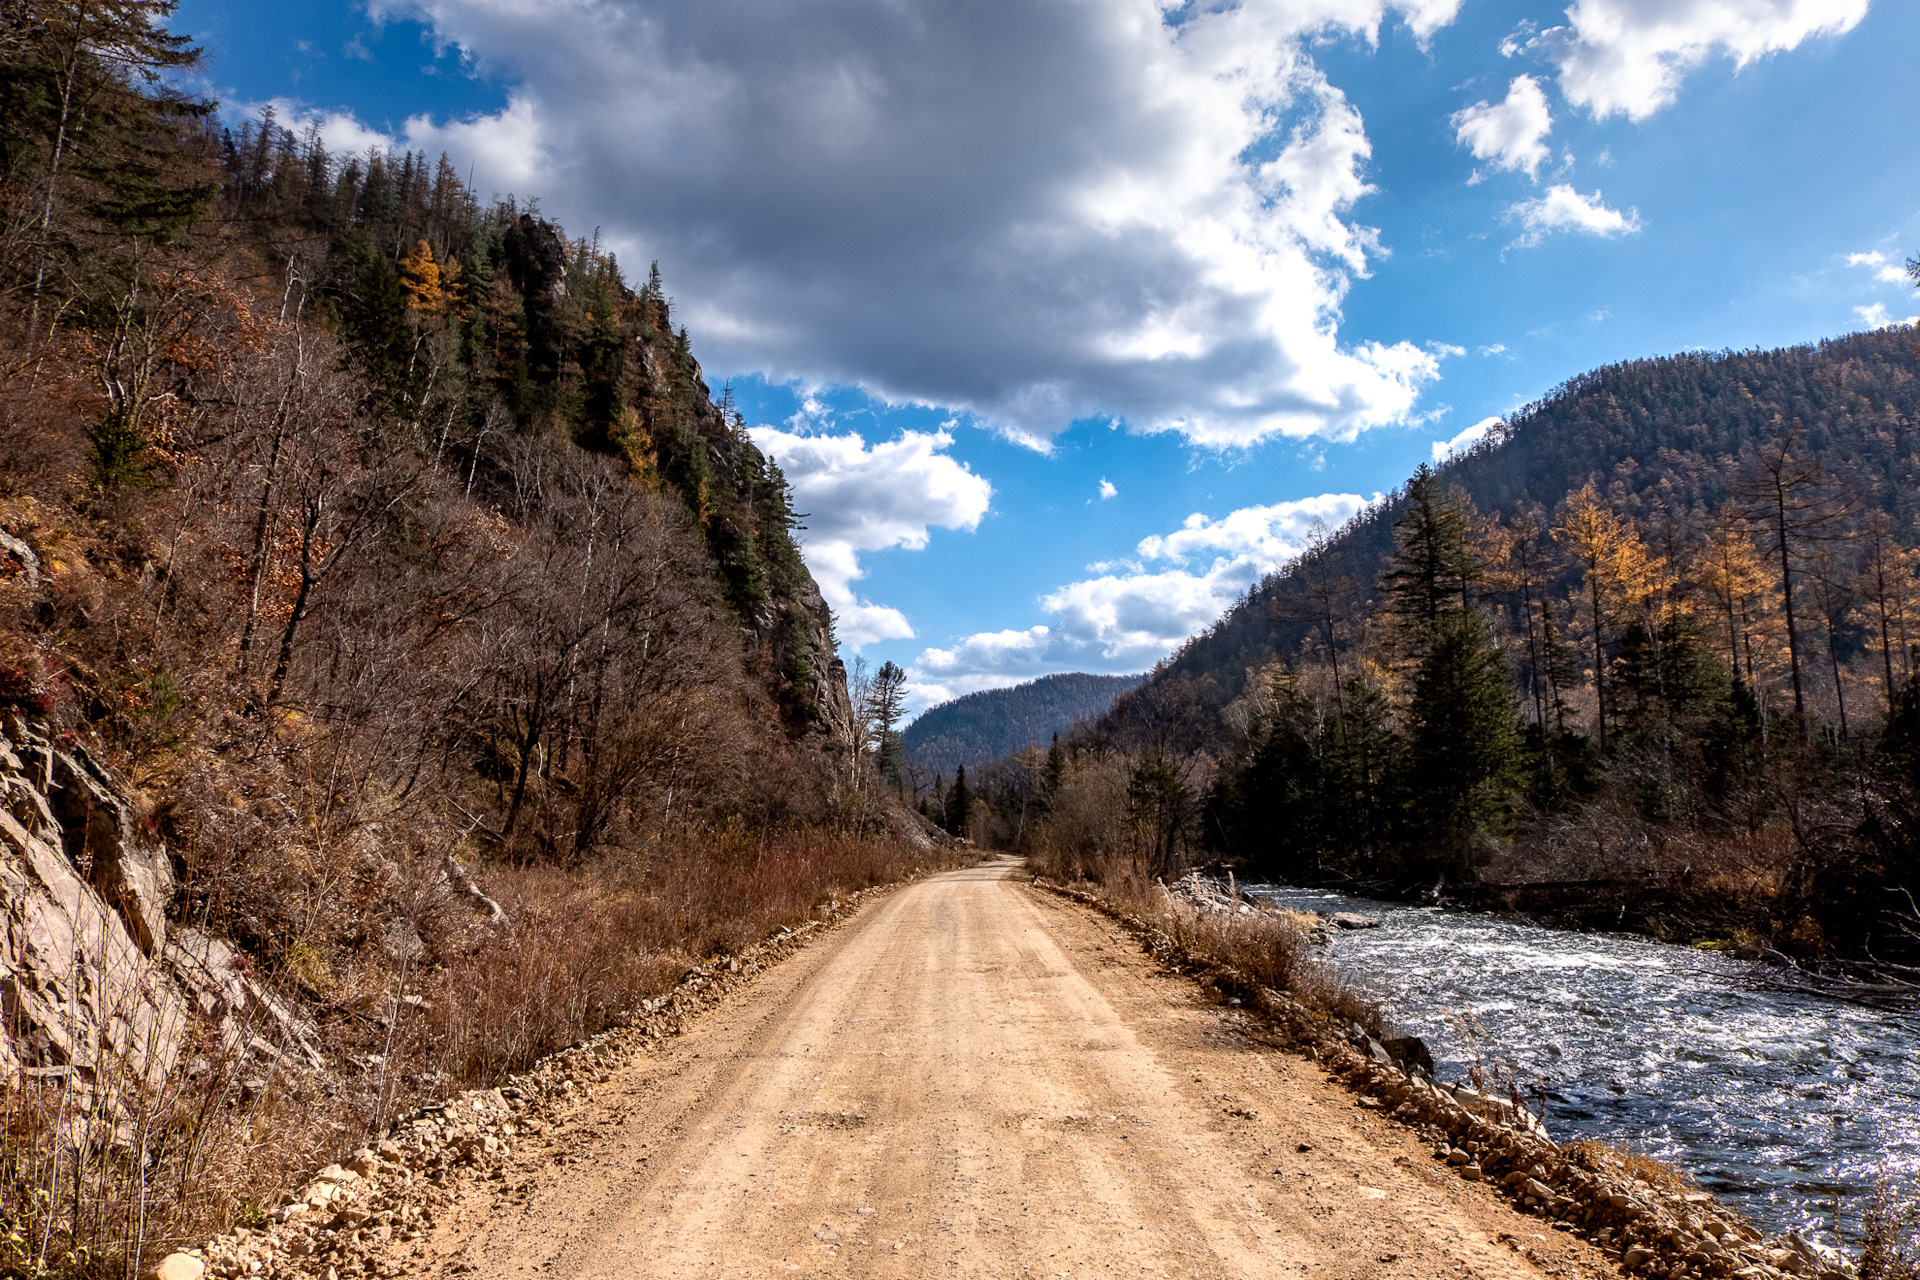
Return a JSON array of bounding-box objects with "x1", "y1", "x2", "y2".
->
[
  {"x1": 1002, "y1": 326, "x2": 1920, "y2": 965},
  {"x1": 0, "y1": 13, "x2": 928, "y2": 1273},
  {"x1": 1105, "y1": 329, "x2": 1920, "y2": 749},
  {"x1": 903, "y1": 672, "x2": 1143, "y2": 777}
]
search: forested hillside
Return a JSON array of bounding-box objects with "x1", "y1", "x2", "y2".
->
[
  {"x1": 0, "y1": 5, "x2": 933, "y2": 1271},
  {"x1": 1132, "y1": 330, "x2": 1920, "y2": 735},
  {"x1": 996, "y1": 329, "x2": 1920, "y2": 964},
  {"x1": 902, "y1": 672, "x2": 1143, "y2": 779}
]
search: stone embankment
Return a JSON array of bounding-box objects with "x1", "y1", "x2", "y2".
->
[
  {"x1": 144, "y1": 882, "x2": 905, "y2": 1280},
  {"x1": 1040, "y1": 876, "x2": 1855, "y2": 1280}
]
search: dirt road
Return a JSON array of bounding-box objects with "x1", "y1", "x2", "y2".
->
[{"x1": 419, "y1": 858, "x2": 1611, "y2": 1280}]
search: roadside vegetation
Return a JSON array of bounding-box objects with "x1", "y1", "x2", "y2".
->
[{"x1": 0, "y1": 4, "x2": 947, "y2": 1276}]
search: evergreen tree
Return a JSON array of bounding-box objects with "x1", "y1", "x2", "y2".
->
[
  {"x1": 1125, "y1": 747, "x2": 1192, "y2": 878},
  {"x1": 945, "y1": 765, "x2": 973, "y2": 838},
  {"x1": 1382, "y1": 464, "x2": 1477, "y2": 648},
  {"x1": 1321, "y1": 675, "x2": 1398, "y2": 867},
  {"x1": 865, "y1": 661, "x2": 907, "y2": 783},
  {"x1": 1402, "y1": 609, "x2": 1519, "y2": 875},
  {"x1": 1209, "y1": 668, "x2": 1321, "y2": 874}
]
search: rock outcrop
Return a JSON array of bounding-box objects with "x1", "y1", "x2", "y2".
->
[
  {"x1": 1, "y1": 712, "x2": 186, "y2": 1094},
  {"x1": 1, "y1": 714, "x2": 323, "y2": 1105}
]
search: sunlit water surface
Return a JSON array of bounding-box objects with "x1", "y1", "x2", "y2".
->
[{"x1": 1247, "y1": 885, "x2": 1920, "y2": 1244}]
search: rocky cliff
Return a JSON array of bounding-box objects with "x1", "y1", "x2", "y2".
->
[{"x1": 1, "y1": 712, "x2": 323, "y2": 1112}]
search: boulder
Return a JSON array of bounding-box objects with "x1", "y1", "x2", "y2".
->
[
  {"x1": 1329, "y1": 912, "x2": 1380, "y2": 930},
  {"x1": 1383, "y1": 1035, "x2": 1435, "y2": 1077},
  {"x1": 144, "y1": 1253, "x2": 204, "y2": 1280}
]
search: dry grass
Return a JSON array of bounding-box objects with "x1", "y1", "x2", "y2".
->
[
  {"x1": 1, "y1": 946, "x2": 359, "y2": 1280},
  {"x1": 1, "y1": 826, "x2": 956, "y2": 1280},
  {"x1": 1562, "y1": 1138, "x2": 1696, "y2": 1194},
  {"x1": 1030, "y1": 850, "x2": 1386, "y2": 1036},
  {"x1": 1862, "y1": 1181, "x2": 1920, "y2": 1280},
  {"x1": 426, "y1": 828, "x2": 951, "y2": 1085}
]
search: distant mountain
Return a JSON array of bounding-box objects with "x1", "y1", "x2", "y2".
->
[{"x1": 904, "y1": 673, "x2": 1145, "y2": 777}]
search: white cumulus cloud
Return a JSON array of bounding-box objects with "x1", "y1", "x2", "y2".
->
[
  {"x1": 1847, "y1": 251, "x2": 1910, "y2": 284},
  {"x1": 254, "y1": 95, "x2": 549, "y2": 196},
  {"x1": 1505, "y1": 184, "x2": 1643, "y2": 249},
  {"x1": 1854, "y1": 303, "x2": 1918, "y2": 330},
  {"x1": 748, "y1": 426, "x2": 992, "y2": 647},
  {"x1": 909, "y1": 492, "x2": 1371, "y2": 697},
  {"x1": 343, "y1": 0, "x2": 1461, "y2": 449},
  {"x1": 1451, "y1": 75, "x2": 1554, "y2": 180},
  {"x1": 1529, "y1": 0, "x2": 1869, "y2": 122},
  {"x1": 1098, "y1": 479, "x2": 1118, "y2": 500},
  {"x1": 1433, "y1": 415, "x2": 1503, "y2": 461},
  {"x1": 910, "y1": 627, "x2": 1057, "y2": 708}
]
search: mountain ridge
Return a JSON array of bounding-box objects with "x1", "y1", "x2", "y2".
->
[{"x1": 903, "y1": 672, "x2": 1145, "y2": 778}]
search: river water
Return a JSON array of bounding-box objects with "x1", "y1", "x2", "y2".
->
[{"x1": 1247, "y1": 885, "x2": 1920, "y2": 1245}]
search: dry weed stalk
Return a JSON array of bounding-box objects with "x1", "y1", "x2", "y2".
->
[
  {"x1": 1861, "y1": 1179, "x2": 1920, "y2": 1280},
  {"x1": 1, "y1": 913, "x2": 333, "y2": 1279}
]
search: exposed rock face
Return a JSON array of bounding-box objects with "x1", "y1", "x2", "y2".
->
[
  {"x1": 45, "y1": 738, "x2": 170, "y2": 954},
  {"x1": 1, "y1": 714, "x2": 186, "y2": 1092},
  {"x1": 0, "y1": 715, "x2": 323, "y2": 1097}
]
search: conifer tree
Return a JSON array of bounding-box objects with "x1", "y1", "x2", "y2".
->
[
  {"x1": 1382, "y1": 464, "x2": 1477, "y2": 648},
  {"x1": 1552, "y1": 482, "x2": 1662, "y2": 750},
  {"x1": 1731, "y1": 429, "x2": 1856, "y2": 725},
  {"x1": 1403, "y1": 609, "x2": 1519, "y2": 874},
  {"x1": 1125, "y1": 747, "x2": 1191, "y2": 878},
  {"x1": 864, "y1": 660, "x2": 907, "y2": 783},
  {"x1": 1697, "y1": 505, "x2": 1771, "y2": 686},
  {"x1": 946, "y1": 765, "x2": 973, "y2": 838}
]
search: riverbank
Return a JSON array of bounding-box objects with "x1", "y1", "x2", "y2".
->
[
  {"x1": 1246, "y1": 879, "x2": 1920, "y2": 1253},
  {"x1": 1029, "y1": 869, "x2": 1857, "y2": 1279},
  {"x1": 1226, "y1": 857, "x2": 1920, "y2": 988}
]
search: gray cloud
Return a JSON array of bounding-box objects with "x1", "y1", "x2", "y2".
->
[{"x1": 364, "y1": 0, "x2": 1455, "y2": 447}]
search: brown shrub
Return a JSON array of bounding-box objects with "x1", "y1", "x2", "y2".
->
[
  {"x1": 1035, "y1": 853, "x2": 1386, "y2": 1034},
  {"x1": 1862, "y1": 1181, "x2": 1920, "y2": 1280}
]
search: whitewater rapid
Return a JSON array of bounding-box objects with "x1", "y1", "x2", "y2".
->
[{"x1": 1249, "y1": 885, "x2": 1920, "y2": 1245}]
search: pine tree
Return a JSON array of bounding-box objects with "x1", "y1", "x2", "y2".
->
[
  {"x1": 1403, "y1": 609, "x2": 1519, "y2": 875},
  {"x1": 1125, "y1": 748, "x2": 1192, "y2": 879},
  {"x1": 864, "y1": 661, "x2": 907, "y2": 783},
  {"x1": 1382, "y1": 464, "x2": 1478, "y2": 650},
  {"x1": 1323, "y1": 674, "x2": 1398, "y2": 868},
  {"x1": 945, "y1": 765, "x2": 973, "y2": 838},
  {"x1": 1210, "y1": 667, "x2": 1320, "y2": 873}
]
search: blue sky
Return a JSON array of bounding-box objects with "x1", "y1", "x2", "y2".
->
[{"x1": 177, "y1": 0, "x2": 1920, "y2": 712}]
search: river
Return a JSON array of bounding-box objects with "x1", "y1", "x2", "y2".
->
[{"x1": 1248, "y1": 884, "x2": 1920, "y2": 1246}]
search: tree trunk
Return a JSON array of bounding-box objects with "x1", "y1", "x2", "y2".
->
[
  {"x1": 1589, "y1": 573, "x2": 1607, "y2": 751},
  {"x1": 1771, "y1": 494, "x2": 1805, "y2": 721}
]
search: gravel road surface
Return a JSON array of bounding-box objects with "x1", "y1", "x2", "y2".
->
[{"x1": 415, "y1": 857, "x2": 1609, "y2": 1280}]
